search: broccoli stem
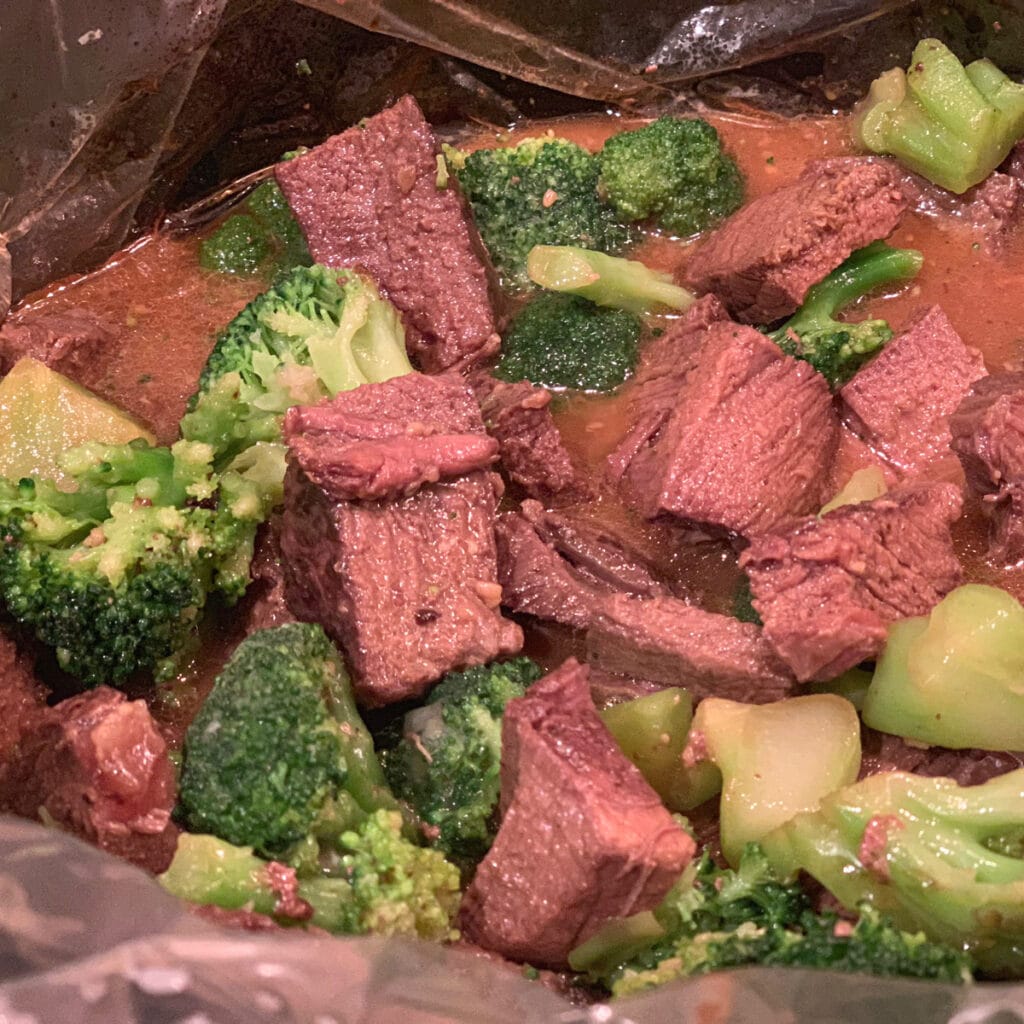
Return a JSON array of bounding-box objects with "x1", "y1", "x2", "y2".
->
[{"x1": 526, "y1": 245, "x2": 693, "y2": 315}]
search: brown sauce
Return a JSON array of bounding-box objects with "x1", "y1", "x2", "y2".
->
[{"x1": 10, "y1": 110, "x2": 1024, "y2": 740}]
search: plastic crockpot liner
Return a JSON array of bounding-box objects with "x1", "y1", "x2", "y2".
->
[{"x1": 3, "y1": 1, "x2": 1024, "y2": 1020}]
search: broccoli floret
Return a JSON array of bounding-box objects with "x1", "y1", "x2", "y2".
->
[
  {"x1": 853, "y1": 38, "x2": 1024, "y2": 194},
  {"x1": 0, "y1": 440, "x2": 251, "y2": 686},
  {"x1": 571, "y1": 846, "x2": 972, "y2": 994},
  {"x1": 766, "y1": 243, "x2": 923, "y2": 387},
  {"x1": 761, "y1": 768, "x2": 1024, "y2": 976},
  {"x1": 200, "y1": 181, "x2": 311, "y2": 278},
  {"x1": 526, "y1": 245, "x2": 693, "y2": 314},
  {"x1": 382, "y1": 657, "x2": 542, "y2": 862},
  {"x1": 182, "y1": 264, "x2": 414, "y2": 475},
  {"x1": 495, "y1": 293, "x2": 640, "y2": 392},
  {"x1": 598, "y1": 117, "x2": 744, "y2": 237},
  {"x1": 450, "y1": 138, "x2": 632, "y2": 291},
  {"x1": 160, "y1": 812, "x2": 460, "y2": 941}
]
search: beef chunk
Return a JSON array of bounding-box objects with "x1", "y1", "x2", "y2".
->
[
  {"x1": 243, "y1": 519, "x2": 297, "y2": 635},
  {"x1": 950, "y1": 373, "x2": 1024, "y2": 564},
  {"x1": 496, "y1": 501, "x2": 666, "y2": 631},
  {"x1": 280, "y1": 374, "x2": 521, "y2": 706},
  {"x1": 276, "y1": 95, "x2": 497, "y2": 372},
  {"x1": 460, "y1": 659, "x2": 694, "y2": 967},
  {"x1": 586, "y1": 593, "x2": 795, "y2": 703},
  {"x1": 473, "y1": 375, "x2": 591, "y2": 505},
  {"x1": 860, "y1": 729, "x2": 1024, "y2": 787},
  {"x1": 609, "y1": 318, "x2": 839, "y2": 538},
  {"x1": 0, "y1": 631, "x2": 46, "y2": 761},
  {"x1": 740, "y1": 484, "x2": 963, "y2": 682},
  {"x1": 684, "y1": 158, "x2": 907, "y2": 323},
  {"x1": 840, "y1": 305, "x2": 987, "y2": 476},
  {"x1": 0, "y1": 309, "x2": 116, "y2": 378},
  {"x1": 0, "y1": 688, "x2": 178, "y2": 873}
]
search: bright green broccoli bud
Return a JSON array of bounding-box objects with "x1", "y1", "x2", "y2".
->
[
  {"x1": 863, "y1": 584, "x2": 1024, "y2": 750},
  {"x1": 601, "y1": 688, "x2": 721, "y2": 812},
  {"x1": 451, "y1": 137, "x2": 632, "y2": 291},
  {"x1": 200, "y1": 215, "x2": 271, "y2": 276},
  {"x1": 495, "y1": 293, "x2": 640, "y2": 392},
  {"x1": 598, "y1": 116, "x2": 744, "y2": 237},
  {"x1": 767, "y1": 242, "x2": 923, "y2": 388},
  {"x1": 383, "y1": 658, "x2": 542, "y2": 862},
  {"x1": 526, "y1": 245, "x2": 694, "y2": 315},
  {"x1": 690, "y1": 695, "x2": 862, "y2": 866},
  {"x1": 853, "y1": 38, "x2": 1024, "y2": 193},
  {"x1": 761, "y1": 768, "x2": 1024, "y2": 976}
]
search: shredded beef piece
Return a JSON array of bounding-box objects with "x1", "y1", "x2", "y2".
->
[
  {"x1": 460, "y1": 659, "x2": 694, "y2": 967},
  {"x1": 0, "y1": 309, "x2": 116, "y2": 379},
  {"x1": 859, "y1": 728, "x2": 1024, "y2": 786},
  {"x1": 684, "y1": 158, "x2": 907, "y2": 323},
  {"x1": 243, "y1": 518, "x2": 297, "y2": 635},
  {"x1": 741, "y1": 484, "x2": 963, "y2": 682},
  {"x1": 0, "y1": 630, "x2": 47, "y2": 761},
  {"x1": 191, "y1": 904, "x2": 282, "y2": 932},
  {"x1": 276, "y1": 95, "x2": 498, "y2": 372}
]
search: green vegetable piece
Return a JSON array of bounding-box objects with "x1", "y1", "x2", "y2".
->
[
  {"x1": 692, "y1": 695, "x2": 861, "y2": 866},
  {"x1": 598, "y1": 116, "x2": 744, "y2": 236},
  {"x1": 821, "y1": 466, "x2": 888, "y2": 515},
  {"x1": 495, "y1": 292, "x2": 640, "y2": 392},
  {"x1": 526, "y1": 245, "x2": 693, "y2": 314},
  {"x1": 863, "y1": 584, "x2": 1024, "y2": 750},
  {"x1": 200, "y1": 214, "x2": 271, "y2": 276},
  {"x1": 245, "y1": 180, "x2": 312, "y2": 275},
  {"x1": 807, "y1": 666, "x2": 874, "y2": 713},
  {"x1": 767, "y1": 242, "x2": 923, "y2": 388},
  {"x1": 452, "y1": 137, "x2": 632, "y2": 291},
  {"x1": 853, "y1": 38, "x2": 1024, "y2": 193},
  {"x1": 601, "y1": 688, "x2": 722, "y2": 812}
]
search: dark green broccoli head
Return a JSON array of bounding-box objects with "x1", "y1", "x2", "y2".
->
[
  {"x1": 451, "y1": 138, "x2": 633, "y2": 290},
  {"x1": 495, "y1": 293, "x2": 641, "y2": 392},
  {"x1": 383, "y1": 657, "x2": 542, "y2": 862},
  {"x1": 598, "y1": 117, "x2": 744, "y2": 237},
  {"x1": 179, "y1": 623, "x2": 350, "y2": 855}
]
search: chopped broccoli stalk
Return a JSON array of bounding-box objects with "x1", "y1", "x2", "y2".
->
[
  {"x1": 767, "y1": 242, "x2": 923, "y2": 387},
  {"x1": 821, "y1": 466, "x2": 888, "y2": 515},
  {"x1": 526, "y1": 245, "x2": 694, "y2": 314},
  {"x1": 200, "y1": 180, "x2": 311, "y2": 277},
  {"x1": 160, "y1": 813, "x2": 460, "y2": 941},
  {"x1": 451, "y1": 137, "x2": 632, "y2": 291},
  {"x1": 571, "y1": 845, "x2": 971, "y2": 993},
  {"x1": 182, "y1": 264, "x2": 415, "y2": 473},
  {"x1": 382, "y1": 658, "x2": 542, "y2": 862},
  {"x1": 690, "y1": 696, "x2": 862, "y2": 866},
  {"x1": 601, "y1": 688, "x2": 722, "y2": 812},
  {"x1": 863, "y1": 584, "x2": 1024, "y2": 750},
  {"x1": 179, "y1": 622, "x2": 401, "y2": 856},
  {"x1": 853, "y1": 38, "x2": 1024, "y2": 193},
  {"x1": 598, "y1": 116, "x2": 744, "y2": 237},
  {"x1": 495, "y1": 293, "x2": 641, "y2": 392},
  {"x1": 760, "y1": 768, "x2": 1024, "y2": 976}
]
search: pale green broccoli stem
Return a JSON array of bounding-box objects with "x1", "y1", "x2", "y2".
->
[{"x1": 526, "y1": 245, "x2": 694, "y2": 315}]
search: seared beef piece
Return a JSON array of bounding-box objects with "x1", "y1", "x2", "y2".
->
[
  {"x1": 0, "y1": 687, "x2": 178, "y2": 873},
  {"x1": 860, "y1": 729, "x2": 1024, "y2": 786},
  {"x1": 903, "y1": 171, "x2": 1022, "y2": 252},
  {"x1": 609, "y1": 318, "x2": 838, "y2": 538},
  {"x1": 243, "y1": 519, "x2": 297, "y2": 635},
  {"x1": 684, "y1": 158, "x2": 907, "y2": 323},
  {"x1": 586, "y1": 593, "x2": 795, "y2": 703},
  {"x1": 460, "y1": 659, "x2": 694, "y2": 967},
  {"x1": 473, "y1": 375, "x2": 591, "y2": 505},
  {"x1": 950, "y1": 373, "x2": 1024, "y2": 564},
  {"x1": 496, "y1": 501, "x2": 666, "y2": 631},
  {"x1": 740, "y1": 484, "x2": 963, "y2": 683},
  {"x1": 0, "y1": 309, "x2": 116, "y2": 378},
  {"x1": 276, "y1": 95, "x2": 498, "y2": 372},
  {"x1": 0, "y1": 630, "x2": 46, "y2": 761},
  {"x1": 840, "y1": 305, "x2": 987, "y2": 476},
  {"x1": 281, "y1": 374, "x2": 521, "y2": 706}
]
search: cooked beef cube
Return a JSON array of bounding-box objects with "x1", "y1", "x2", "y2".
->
[
  {"x1": 276, "y1": 95, "x2": 498, "y2": 372},
  {"x1": 586, "y1": 593, "x2": 795, "y2": 703},
  {"x1": 840, "y1": 305, "x2": 987, "y2": 476},
  {"x1": 281, "y1": 375, "x2": 521, "y2": 706},
  {"x1": 473, "y1": 375, "x2": 591, "y2": 505},
  {"x1": 0, "y1": 308, "x2": 116, "y2": 378},
  {"x1": 496, "y1": 501, "x2": 666, "y2": 631},
  {"x1": 460, "y1": 659, "x2": 694, "y2": 967},
  {"x1": 0, "y1": 631, "x2": 46, "y2": 761},
  {"x1": 684, "y1": 158, "x2": 907, "y2": 323},
  {"x1": 950, "y1": 373, "x2": 1024, "y2": 564},
  {"x1": 860, "y1": 728, "x2": 1024, "y2": 786},
  {"x1": 243, "y1": 519, "x2": 297, "y2": 635},
  {"x1": 740, "y1": 484, "x2": 963, "y2": 682},
  {"x1": 609, "y1": 319, "x2": 839, "y2": 538},
  {"x1": 0, "y1": 687, "x2": 178, "y2": 873}
]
